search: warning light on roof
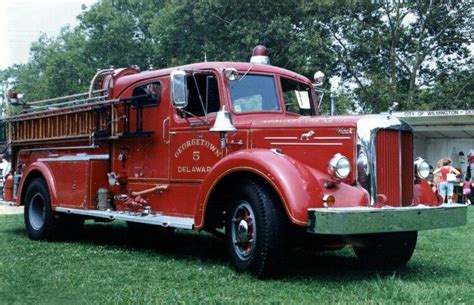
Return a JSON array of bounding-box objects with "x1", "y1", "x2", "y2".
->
[
  {"x1": 250, "y1": 45, "x2": 270, "y2": 65},
  {"x1": 9, "y1": 92, "x2": 19, "y2": 105}
]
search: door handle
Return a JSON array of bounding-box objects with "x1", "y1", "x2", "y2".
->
[{"x1": 162, "y1": 117, "x2": 170, "y2": 144}]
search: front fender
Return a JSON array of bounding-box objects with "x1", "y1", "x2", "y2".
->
[
  {"x1": 195, "y1": 149, "x2": 326, "y2": 229},
  {"x1": 18, "y1": 162, "x2": 58, "y2": 207},
  {"x1": 414, "y1": 179, "x2": 440, "y2": 206}
]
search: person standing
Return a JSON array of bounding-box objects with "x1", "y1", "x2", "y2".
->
[
  {"x1": 0, "y1": 155, "x2": 11, "y2": 180},
  {"x1": 433, "y1": 158, "x2": 460, "y2": 204},
  {"x1": 432, "y1": 158, "x2": 444, "y2": 193},
  {"x1": 0, "y1": 154, "x2": 11, "y2": 199},
  {"x1": 465, "y1": 151, "x2": 474, "y2": 205}
]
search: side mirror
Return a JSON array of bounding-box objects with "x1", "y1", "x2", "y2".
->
[{"x1": 171, "y1": 70, "x2": 188, "y2": 108}]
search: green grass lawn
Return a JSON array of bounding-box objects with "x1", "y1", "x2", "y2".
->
[{"x1": 1, "y1": 208, "x2": 473, "y2": 304}]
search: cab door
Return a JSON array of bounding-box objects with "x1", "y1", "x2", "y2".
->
[{"x1": 169, "y1": 72, "x2": 223, "y2": 216}]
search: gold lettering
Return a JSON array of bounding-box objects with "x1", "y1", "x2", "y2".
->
[{"x1": 174, "y1": 138, "x2": 223, "y2": 159}]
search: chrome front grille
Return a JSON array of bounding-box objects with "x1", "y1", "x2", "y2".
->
[
  {"x1": 356, "y1": 115, "x2": 414, "y2": 205},
  {"x1": 375, "y1": 130, "x2": 413, "y2": 206}
]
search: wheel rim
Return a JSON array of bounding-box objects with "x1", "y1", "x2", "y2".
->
[
  {"x1": 231, "y1": 201, "x2": 256, "y2": 261},
  {"x1": 29, "y1": 193, "x2": 46, "y2": 230}
]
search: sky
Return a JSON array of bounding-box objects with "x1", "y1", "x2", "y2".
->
[{"x1": 0, "y1": 0, "x2": 97, "y2": 70}]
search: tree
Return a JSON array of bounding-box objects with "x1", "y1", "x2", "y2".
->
[
  {"x1": 150, "y1": 0, "x2": 335, "y2": 78},
  {"x1": 77, "y1": 0, "x2": 164, "y2": 69},
  {"x1": 320, "y1": 0, "x2": 473, "y2": 113},
  {"x1": 4, "y1": 0, "x2": 166, "y2": 101},
  {"x1": 3, "y1": 0, "x2": 471, "y2": 112},
  {"x1": 7, "y1": 28, "x2": 93, "y2": 101}
]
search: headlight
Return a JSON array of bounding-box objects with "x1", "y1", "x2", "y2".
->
[
  {"x1": 328, "y1": 153, "x2": 351, "y2": 179},
  {"x1": 414, "y1": 157, "x2": 430, "y2": 179}
]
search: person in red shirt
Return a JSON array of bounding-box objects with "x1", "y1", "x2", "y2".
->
[{"x1": 433, "y1": 158, "x2": 460, "y2": 204}]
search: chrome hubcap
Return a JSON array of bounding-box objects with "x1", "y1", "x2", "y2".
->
[
  {"x1": 231, "y1": 201, "x2": 256, "y2": 261},
  {"x1": 237, "y1": 219, "x2": 249, "y2": 243}
]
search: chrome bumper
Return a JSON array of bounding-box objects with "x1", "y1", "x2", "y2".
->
[{"x1": 307, "y1": 204, "x2": 467, "y2": 235}]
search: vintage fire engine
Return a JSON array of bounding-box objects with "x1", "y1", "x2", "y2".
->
[{"x1": 1, "y1": 46, "x2": 467, "y2": 277}]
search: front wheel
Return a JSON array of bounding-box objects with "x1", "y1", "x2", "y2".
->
[
  {"x1": 352, "y1": 231, "x2": 418, "y2": 267},
  {"x1": 226, "y1": 179, "x2": 287, "y2": 278}
]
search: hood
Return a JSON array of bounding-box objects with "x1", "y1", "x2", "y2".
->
[
  {"x1": 249, "y1": 115, "x2": 362, "y2": 183},
  {"x1": 248, "y1": 114, "x2": 412, "y2": 185}
]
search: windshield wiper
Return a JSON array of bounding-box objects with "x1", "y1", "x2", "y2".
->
[{"x1": 192, "y1": 72, "x2": 209, "y2": 122}]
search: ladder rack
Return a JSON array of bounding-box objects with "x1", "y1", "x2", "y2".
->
[
  {"x1": 0, "y1": 68, "x2": 153, "y2": 145},
  {"x1": 4, "y1": 100, "x2": 115, "y2": 145}
]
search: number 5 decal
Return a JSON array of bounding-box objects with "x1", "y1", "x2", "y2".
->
[{"x1": 192, "y1": 151, "x2": 200, "y2": 161}]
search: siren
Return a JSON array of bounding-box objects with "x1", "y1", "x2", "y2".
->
[{"x1": 250, "y1": 45, "x2": 270, "y2": 65}]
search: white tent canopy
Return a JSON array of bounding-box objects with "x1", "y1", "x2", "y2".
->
[{"x1": 394, "y1": 109, "x2": 474, "y2": 171}]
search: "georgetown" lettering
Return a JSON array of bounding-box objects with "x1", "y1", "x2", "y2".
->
[{"x1": 174, "y1": 139, "x2": 221, "y2": 159}]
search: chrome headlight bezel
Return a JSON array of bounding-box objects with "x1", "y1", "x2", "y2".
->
[
  {"x1": 328, "y1": 153, "x2": 351, "y2": 179},
  {"x1": 414, "y1": 157, "x2": 430, "y2": 180}
]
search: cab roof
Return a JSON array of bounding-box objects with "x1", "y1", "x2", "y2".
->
[{"x1": 112, "y1": 61, "x2": 312, "y2": 97}]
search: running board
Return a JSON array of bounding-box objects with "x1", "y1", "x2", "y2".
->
[{"x1": 55, "y1": 207, "x2": 194, "y2": 229}]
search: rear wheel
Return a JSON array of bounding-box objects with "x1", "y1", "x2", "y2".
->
[
  {"x1": 352, "y1": 231, "x2": 417, "y2": 267},
  {"x1": 24, "y1": 178, "x2": 84, "y2": 240},
  {"x1": 226, "y1": 179, "x2": 287, "y2": 278},
  {"x1": 24, "y1": 178, "x2": 57, "y2": 240}
]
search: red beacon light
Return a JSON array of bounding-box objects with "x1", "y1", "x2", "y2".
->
[
  {"x1": 9, "y1": 91, "x2": 19, "y2": 105},
  {"x1": 250, "y1": 45, "x2": 270, "y2": 65}
]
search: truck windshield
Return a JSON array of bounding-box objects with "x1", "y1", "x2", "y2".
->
[
  {"x1": 229, "y1": 75, "x2": 280, "y2": 113},
  {"x1": 280, "y1": 77, "x2": 315, "y2": 116}
]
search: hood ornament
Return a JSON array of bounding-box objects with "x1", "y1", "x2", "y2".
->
[{"x1": 300, "y1": 130, "x2": 315, "y2": 140}]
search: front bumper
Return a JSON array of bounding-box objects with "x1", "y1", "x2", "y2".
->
[{"x1": 307, "y1": 204, "x2": 467, "y2": 235}]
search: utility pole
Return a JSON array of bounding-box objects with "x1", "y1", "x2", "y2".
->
[{"x1": 1, "y1": 80, "x2": 8, "y2": 117}]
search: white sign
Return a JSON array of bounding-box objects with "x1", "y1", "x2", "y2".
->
[{"x1": 394, "y1": 109, "x2": 474, "y2": 118}]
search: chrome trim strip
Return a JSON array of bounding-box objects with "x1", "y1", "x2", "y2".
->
[
  {"x1": 271, "y1": 142, "x2": 342, "y2": 146},
  {"x1": 38, "y1": 154, "x2": 109, "y2": 162},
  {"x1": 264, "y1": 136, "x2": 298, "y2": 140},
  {"x1": 313, "y1": 136, "x2": 351, "y2": 140},
  {"x1": 55, "y1": 207, "x2": 194, "y2": 229},
  {"x1": 307, "y1": 204, "x2": 467, "y2": 235},
  {"x1": 356, "y1": 114, "x2": 412, "y2": 204},
  {"x1": 18, "y1": 144, "x2": 99, "y2": 153}
]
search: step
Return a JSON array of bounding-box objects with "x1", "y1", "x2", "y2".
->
[{"x1": 55, "y1": 207, "x2": 194, "y2": 229}]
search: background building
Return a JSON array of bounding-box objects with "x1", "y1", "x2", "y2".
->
[{"x1": 394, "y1": 109, "x2": 474, "y2": 176}]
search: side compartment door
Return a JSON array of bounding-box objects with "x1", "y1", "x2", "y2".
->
[{"x1": 111, "y1": 79, "x2": 171, "y2": 206}]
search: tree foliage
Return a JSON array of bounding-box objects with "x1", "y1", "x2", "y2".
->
[
  {"x1": 322, "y1": 0, "x2": 473, "y2": 112},
  {"x1": 0, "y1": 0, "x2": 472, "y2": 112}
]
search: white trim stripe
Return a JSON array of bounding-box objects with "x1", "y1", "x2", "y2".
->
[
  {"x1": 38, "y1": 154, "x2": 109, "y2": 162},
  {"x1": 270, "y1": 142, "x2": 343, "y2": 146}
]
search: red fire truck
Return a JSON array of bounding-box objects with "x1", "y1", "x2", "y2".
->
[{"x1": 1, "y1": 46, "x2": 467, "y2": 277}]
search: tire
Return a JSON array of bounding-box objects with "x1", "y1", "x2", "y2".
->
[
  {"x1": 226, "y1": 179, "x2": 287, "y2": 278},
  {"x1": 352, "y1": 231, "x2": 417, "y2": 267},
  {"x1": 24, "y1": 178, "x2": 58, "y2": 240},
  {"x1": 24, "y1": 177, "x2": 84, "y2": 240}
]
